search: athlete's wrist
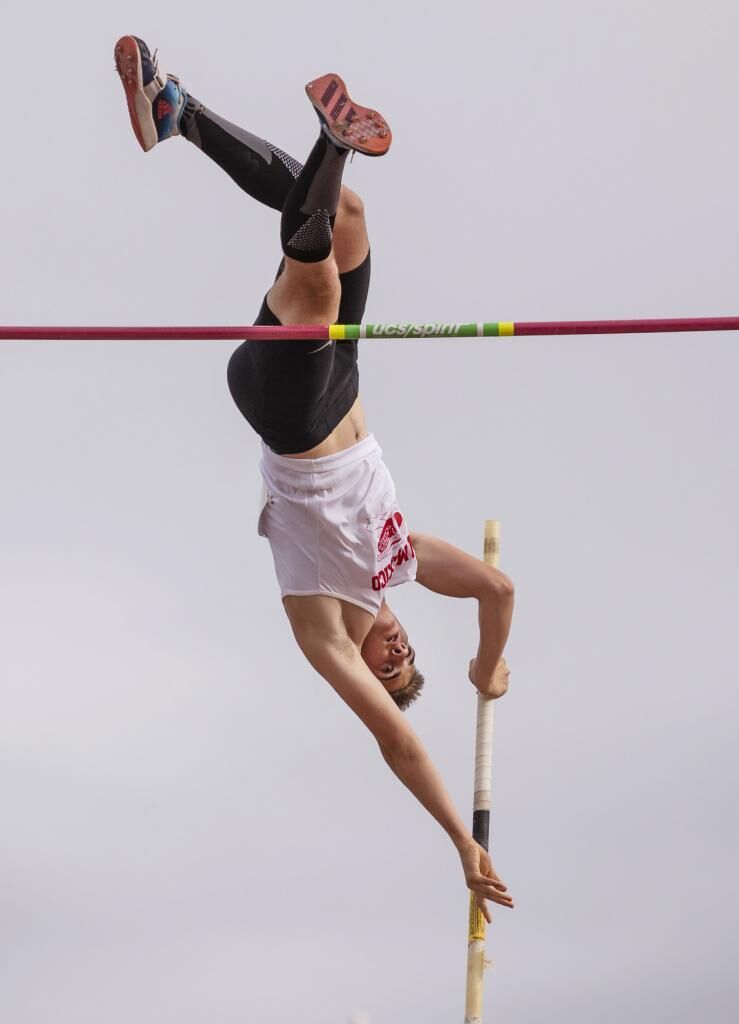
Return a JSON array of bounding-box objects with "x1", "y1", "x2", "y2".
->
[{"x1": 450, "y1": 828, "x2": 475, "y2": 852}]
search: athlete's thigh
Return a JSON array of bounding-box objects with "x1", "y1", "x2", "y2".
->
[{"x1": 226, "y1": 281, "x2": 337, "y2": 433}]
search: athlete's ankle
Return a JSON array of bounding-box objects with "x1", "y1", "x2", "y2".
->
[{"x1": 179, "y1": 95, "x2": 204, "y2": 142}]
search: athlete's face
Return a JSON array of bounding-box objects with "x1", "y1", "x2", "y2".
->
[{"x1": 361, "y1": 602, "x2": 416, "y2": 692}]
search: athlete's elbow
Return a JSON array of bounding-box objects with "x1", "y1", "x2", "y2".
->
[{"x1": 484, "y1": 569, "x2": 515, "y2": 605}]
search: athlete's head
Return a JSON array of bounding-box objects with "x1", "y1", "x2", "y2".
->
[{"x1": 361, "y1": 601, "x2": 425, "y2": 711}]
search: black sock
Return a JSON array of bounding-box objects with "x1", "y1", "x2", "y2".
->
[
  {"x1": 179, "y1": 97, "x2": 302, "y2": 211},
  {"x1": 279, "y1": 131, "x2": 349, "y2": 263}
]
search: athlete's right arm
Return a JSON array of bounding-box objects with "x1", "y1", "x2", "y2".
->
[{"x1": 289, "y1": 605, "x2": 513, "y2": 910}]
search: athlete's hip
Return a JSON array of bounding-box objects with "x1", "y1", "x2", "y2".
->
[{"x1": 279, "y1": 396, "x2": 367, "y2": 458}]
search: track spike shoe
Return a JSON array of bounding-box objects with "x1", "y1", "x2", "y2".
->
[
  {"x1": 114, "y1": 35, "x2": 187, "y2": 152},
  {"x1": 305, "y1": 73, "x2": 392, "y2": 156}
]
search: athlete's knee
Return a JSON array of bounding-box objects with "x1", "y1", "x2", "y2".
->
[{"x1": 338, "y1": 187, "x2": 365, "y2": 221}]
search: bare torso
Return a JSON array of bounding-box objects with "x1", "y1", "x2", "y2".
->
[{"x1": 281, "y1": 394, "x2": 376, "y2": 643}]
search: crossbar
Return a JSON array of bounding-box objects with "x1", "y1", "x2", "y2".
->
[{"x1": 1, "y1": 316, "x2": 738, "y2": 341}]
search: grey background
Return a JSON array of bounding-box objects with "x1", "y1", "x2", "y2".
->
[{"x1": 2, "y1": 1, "x2": 738, "y2": 1021}]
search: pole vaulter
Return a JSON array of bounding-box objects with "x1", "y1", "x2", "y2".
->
[
  {"x1": 110, "y1": 37, "x2": 516, "y2": 1022},
  {"x1": 11, "y1": 31, "x2": 734, "y2": 1024}
]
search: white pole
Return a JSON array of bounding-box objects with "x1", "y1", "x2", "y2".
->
[{"x1": 463, "y1": 520, "x2": 500, "y2": 1023}]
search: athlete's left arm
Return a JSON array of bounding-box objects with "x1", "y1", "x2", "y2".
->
[{"x1": 410, "y1": 533, "x2": 514, "y2": 697}]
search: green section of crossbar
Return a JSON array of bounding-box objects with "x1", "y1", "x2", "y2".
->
[{"x1": 331, "y1": 322, "x2": 513, "y2": 340}]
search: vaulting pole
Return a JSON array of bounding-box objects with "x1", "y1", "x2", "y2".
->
[
  {"x1": 464, "y1": 520, "x2": 500, "y2": 1024},
  {"x1": 1, "y1": 316, "x2": 739, "y2": 341}
]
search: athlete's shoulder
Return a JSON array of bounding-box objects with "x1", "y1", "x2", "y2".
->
[{"x1": 283, "y1": 593, "x2": 374, "y2": 652}]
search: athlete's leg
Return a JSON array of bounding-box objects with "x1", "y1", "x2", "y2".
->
[
  {"x1": 224, "y1": 75, "x2": 387, "y2": 452},
  {"x1": 182, "y1": 104, "x2": 369, "y2": 278},
  {"x1": 333, "y1": 188, "x2": 370, "y2": 276},
  {"x1": 180, "y1": 100, "x2": 303, "y2": 212},
  {"x1": 266, "y1": 130, "x2": 348, "y2": 325},
  {"x1": 267, "y1": 74, "x2": 389, "y2": 325},
  {"x1": 180, "y1": 96, "x2": 369, "y2": 274},
  {"x1": 115, "y1": 37, "x2": 371, "y2": 281}
]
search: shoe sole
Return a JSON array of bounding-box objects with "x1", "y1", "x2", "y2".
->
[
  {"x1": 305, "y1": 73, "x2": 392, "y2": 156},
  {"x1": 114, "y1": 35, "x2": 157, "y2": 152}
]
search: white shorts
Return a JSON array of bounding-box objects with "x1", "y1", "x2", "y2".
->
[{"x1": 257, "y1": 433, "x2": 417, "y2": 616}]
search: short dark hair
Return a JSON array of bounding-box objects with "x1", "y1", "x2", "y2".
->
[{"x1": 390, "y1": 667, "x2": 426, "y2": 711}]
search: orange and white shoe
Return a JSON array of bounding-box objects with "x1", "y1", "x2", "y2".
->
[
  {"x1": 114, "y1": 35, "x2": 188, "y2": 152},
  {"x1": 305, "y1": 73, "x2": 392, "y2": 156}
]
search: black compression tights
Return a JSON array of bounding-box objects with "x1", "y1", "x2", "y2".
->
[{"x1": 180, "y1": 98, "x2": 350, "y2": 262}]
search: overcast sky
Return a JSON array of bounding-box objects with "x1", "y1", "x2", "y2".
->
[{"x1": 2, "y1": 2, "x2": 738, "y2": 1022}]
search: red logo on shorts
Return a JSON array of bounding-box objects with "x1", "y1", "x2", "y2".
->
[
  {"x1": 373, "y1": 511, "x2": 405, "y2": 556},
  {"x1": 371, "y1": 539, "x2": 416, "y2": 591}
]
